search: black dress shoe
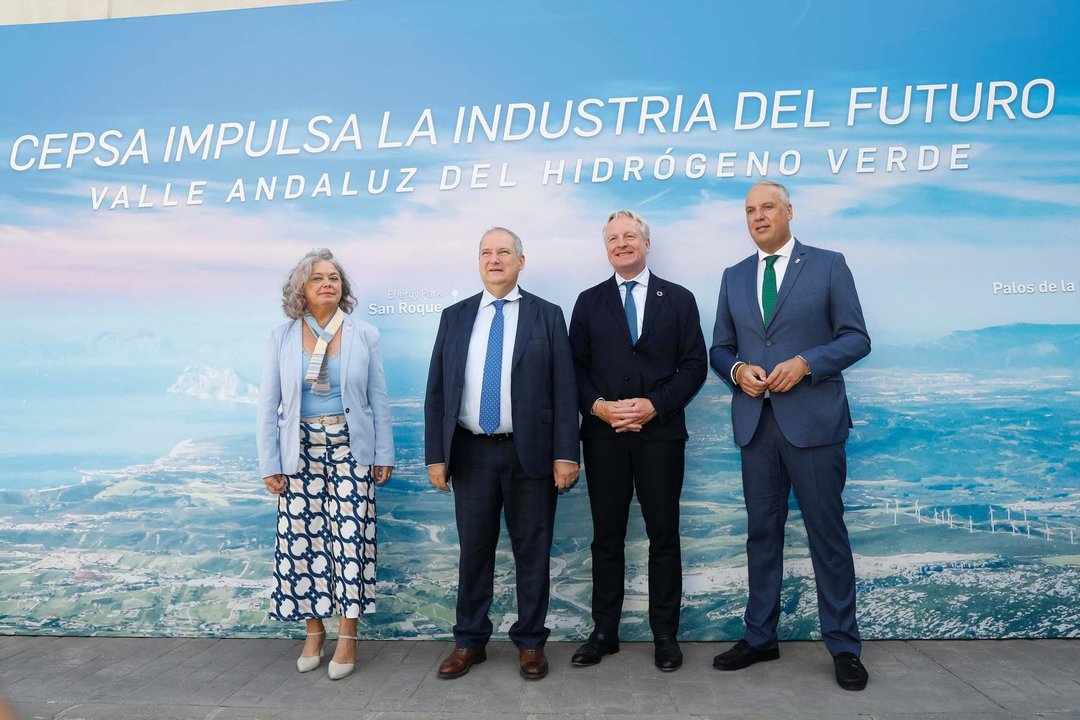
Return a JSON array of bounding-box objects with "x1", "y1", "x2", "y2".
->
[
  {"x1": 571, "y1": 630, "x2": 619, "y2": 666},
  {"x1": 833, "y1": 652, "x2": 868, "y2": 691},
  {"x1": 712, "y1": 639, "x2": 780, "y2": 671},
  {"x1": 653, "y1": 635, "x2": 683, "y2": 671}
]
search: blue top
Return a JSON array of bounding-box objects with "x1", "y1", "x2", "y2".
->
[{"x1": 300, "y1": 352, "x2": 344, "y2": 415}]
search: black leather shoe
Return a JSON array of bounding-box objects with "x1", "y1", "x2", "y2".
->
[
  {"x1": 571, "y1": 630, "x2": 619, "y2": 666},
  {"x1": 653, "y1": 635, "x2": 682, "y2": 671},
  {"x1": 833, "y1": 652, "x2": 868, "y2": 691},
  {"x1": 712, "y1": 639, "x2": 780, "y2": 671}
]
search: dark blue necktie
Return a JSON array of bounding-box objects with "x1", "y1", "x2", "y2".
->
[
  {"x1": 623, "y1": 280, "x2": 639, "y2": 343},
  {"x1": 479, "y1": 299, "x2": 507, "y2": 434}
]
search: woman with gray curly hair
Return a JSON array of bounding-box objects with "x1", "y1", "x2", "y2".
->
[{"x1": 256, "y1": 248, "x2": 395, "y2": 681}]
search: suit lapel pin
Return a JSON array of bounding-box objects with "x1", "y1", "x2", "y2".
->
[
  {"x1": 656, "y1": 290, "x2": 664, "y2": 297},
  {"x1": 794, "y1": 258, "x2": 801, "y2": 264}
]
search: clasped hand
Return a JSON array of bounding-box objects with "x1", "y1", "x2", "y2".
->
[
  {"x1": 736, "y1": 356, "x2": 809, "y2": 397},
  {"x1": 593, "y1": 397, "x2": 657, "y2": 433}
]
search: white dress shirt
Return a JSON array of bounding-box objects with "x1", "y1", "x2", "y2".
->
[
  {"x1": 459, "y1": 286, "x2": 520, "y2": 434},
  {"x1": 615, "y1": 266, "x2": 650, "y2": 340}
]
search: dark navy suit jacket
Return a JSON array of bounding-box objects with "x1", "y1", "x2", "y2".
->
[
  {"x1": 424, "y1": 288, "x2": 579, "y2": 479},
  {"x1": 710, "y1": 240, "x2": 871, "y2": 448},
  {"x1": 570, "y1": 273, "x2": 707, "y2": 441}
]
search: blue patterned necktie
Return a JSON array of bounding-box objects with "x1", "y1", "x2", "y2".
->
[
  {"x1": 623, "y1": 280, "x2": 639, "y2": 343},
  {"x1": 478, "y1": 299, "x2": 507, "y2": 434},
  {"x1": 762, "y1": 255, "x2": 780, "y2": 327}
]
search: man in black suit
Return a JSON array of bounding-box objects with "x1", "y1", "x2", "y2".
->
[
  {"x1": 568, "y1": 210, "x2": 707, "y2": 671},
  {"x1": 425, "y1": 227, "x2": 579, "y2": 681}
]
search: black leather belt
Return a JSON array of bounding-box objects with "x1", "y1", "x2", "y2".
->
[{"x1": 457, "y1": 424, "x2": 513, "y2": 441}]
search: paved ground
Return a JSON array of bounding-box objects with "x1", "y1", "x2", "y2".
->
[{"x1": 1, "y1": 636, "x2": 1078, "y2": 719}]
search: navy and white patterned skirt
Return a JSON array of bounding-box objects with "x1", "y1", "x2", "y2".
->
[{"x1": 269, "y1": 420, "x2": 377, "y2": 620}]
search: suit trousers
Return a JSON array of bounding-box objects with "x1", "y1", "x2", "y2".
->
[
  {"x1": 583, "y1": 435, "x2": 684, "y2": 637},
  {"x1": 740, "y1": 403, "x2": 861, "y2": 656},
  {"x1": 450, "y1": 427, "x2": 557, "y2": 649}
]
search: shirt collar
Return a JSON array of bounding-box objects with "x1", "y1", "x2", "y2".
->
[
  {"x1": 757, "y1": 237, "x2": 796, "y2": 263},
  {"x1": 613, "y1": 266, "x2": 650, "y2": 287},
  {"x1": 481, "y1": 285, "x2": 521, "y2": 308}
]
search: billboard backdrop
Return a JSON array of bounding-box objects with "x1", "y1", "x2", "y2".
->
[{"x1": 1, "y1": 0, "x2": 1078, "y2": 641}]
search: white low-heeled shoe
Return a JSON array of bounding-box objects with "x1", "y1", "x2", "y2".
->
[
  {"x1": 327, "y1": 634, "x2": 358, "y2": 680},
  {"x1": 296, "y1": 630, "x2": 325, "y2": 673}
]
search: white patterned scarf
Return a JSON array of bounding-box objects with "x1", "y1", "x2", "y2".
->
[{"x1": 303, "y1": 308, "x2": 346, "y2": 395}]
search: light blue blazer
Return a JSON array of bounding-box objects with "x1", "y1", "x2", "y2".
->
[{"x1": 256, "y1": 313, "x2": 395, "y2": 477}]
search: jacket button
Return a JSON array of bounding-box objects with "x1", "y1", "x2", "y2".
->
[
  {"x1": 345, "y1": 408, "x2": 351, "y2": 413},
  {"x1": 765, "y1": 341, "x2": 773, "y2": 347},
  {"x1": 624, "y1": 375, "x2": 630, "y2": 381}
]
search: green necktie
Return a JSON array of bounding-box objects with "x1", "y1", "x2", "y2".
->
[{"x1": 762, "y1": 255, "x2": 780, "y2": 327}]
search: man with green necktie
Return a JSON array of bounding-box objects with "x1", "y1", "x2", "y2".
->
[{"x1": 709, "y1": 180, "x2": 873, "y2": 691}]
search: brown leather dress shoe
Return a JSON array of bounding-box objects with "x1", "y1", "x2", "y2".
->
[
  {"x1": 519, "y1": 648, "x2": 548, "y2": 680},
  {"x1": 437, "y1": 647, "x2": 487, "y2": 679}
]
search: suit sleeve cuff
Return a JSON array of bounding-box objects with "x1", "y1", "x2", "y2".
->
[{"x1": 731, "y1": 361, "x2": 745, "y2": 386}]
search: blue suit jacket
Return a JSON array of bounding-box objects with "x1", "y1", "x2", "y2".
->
[
  {"x1": 424, "y1": 288, "x2": 579, "y2": 479},
  {"x1": 570, "y1": 272, "x2": 707, "y2": 441},
  {"x1": 710, "y1": 240, "x2": 871, "y2": 448},
  {"x1": 256, "y1": 314, "x2": 395, "y2": 477}
]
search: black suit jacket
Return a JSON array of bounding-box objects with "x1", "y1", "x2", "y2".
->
[
  {"x1": 424, "y1": 288, "x2": 579, "y2": 479},
  {"x1": 569, "y1": 273, "x2": 707, "y2": 441}
]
